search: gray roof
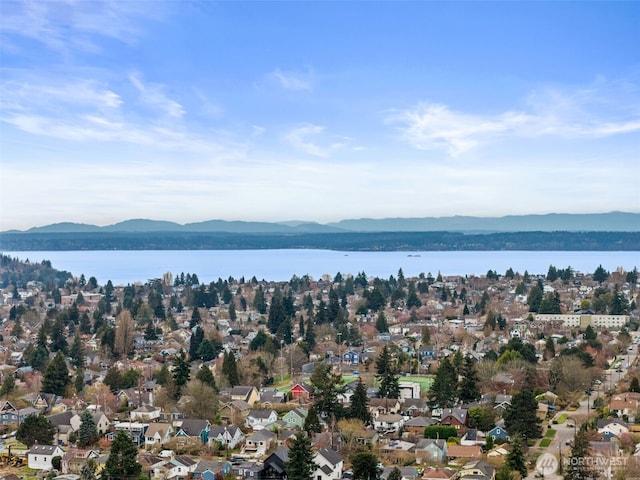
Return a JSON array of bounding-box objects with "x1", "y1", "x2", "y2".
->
[{"x1": 317, "y1": 448, "x2": 342, "y2": 466}]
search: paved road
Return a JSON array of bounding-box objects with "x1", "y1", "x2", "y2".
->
[{"x1": 527, "y1": 334, "x2": 639, "y2": 479}]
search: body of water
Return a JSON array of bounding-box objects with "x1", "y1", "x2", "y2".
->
[{"x1": 3, "y1": 250, "x2": 639, "y2": 285}]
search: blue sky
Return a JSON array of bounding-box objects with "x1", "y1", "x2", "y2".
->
[{"x1": 1, "y1": 1, "x2": 639, "y2": 231}]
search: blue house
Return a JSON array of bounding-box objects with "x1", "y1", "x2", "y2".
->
[
  {"x1": 193, "y1": 459, "x2": 232, "y2": 480},
  {"x1": 343, "y1": 350, "x2": 360, "y2": 365},
  {"x1": 175, "y1": 419, "x2": 211, "y2": 444},
  {"x1": 487, "y1": 425, "x2": 509, "y2": 441}
]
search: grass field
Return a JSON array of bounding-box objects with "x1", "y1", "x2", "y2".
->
[
  {"x1": 545, "y1": 429, "x2": 557, "y2": 438},
  {"x1": 539, "y1": 438, "x2": 552, "y2": 448},
  {"x1": 402, "y1": 375, "x2": 435, "y2": 392},
  {"x1": 556, "y1": 413, "x2": 568, "y2": 424}
]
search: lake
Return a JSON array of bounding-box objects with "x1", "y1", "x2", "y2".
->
[{"x1": 3, "y1": 250, "x2": 639, "y2": 285}]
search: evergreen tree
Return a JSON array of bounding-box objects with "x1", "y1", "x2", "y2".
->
[
  {"x1": 304, "y1": 316, "x2": 316, "y2": 350},
  {"x1": 197, "y1": 338, "x2": 218, "y2": 362},
  {"x1": 630, "y1": 376, "x2": 640, "y2": 393},
  {"x1": 189, "y1": 326, "x2": 205, "y2": 360},
  {"x1": 222, "y1": 351, "x2": 239, "y2": 387},
  {"x1": 375, "y1": 312, "x2": 389, "y2": 333},
  {"x1": 303, "y1": 405, "x2": 322, "y2": 434},
  {"x1": 42, "y1": 351, "x2": 70, "y2": 396},
  {"x1": 75, "y1": 370, "x2": 85, "y2": 395},
  {"x1": 564, "y1": 429, "x2": 593, "y2": 480},
  {"x1": 458, "y1": 356, "x2": 481, "y2": 404},
  {"x1": 285, "y1": 432, "x2": 316, "y2": 480},
  {"x1": 144, "y1": 320, "x2": 158, "y2": 341},
  {"x1": 593, "y1": 264, "x2": 609, "y2": 283},
  {"x1": 350, "y1": 452, "x2": 379, "y2": 480},
  {"x1": 16, "y1": 414, "x2": 55, "y2": 447},
  {"x1": 506, "y1": 435, "x2": 527, "y2": 478},
  {"x1": 78, "y1": 410, "x2": 99, "y2": 447},
  {"x1": 50, "y1": 317, "x2": 68, "y2": 353},
  {"x1": 503, "y1": 389, "x2": 542, "y2": 439},
  {"x1": 428, "y1": 357, "x2": 458, "y2": 409},
  {"x1": 309, "y1": 363, "x2": 345, "y2": 420},
  {"x1": 349, "y1": 378, "x2": 372, "y2": 425},
  {"x1": 69, "y1": 329, "x2": 85, "y2": 369},
  {"x1": 196, "y1": 366, "x2": 218, "y2": 390},
  {"x1": 103, "y1": 430, "x2": 142, "y2": 480},
  {"x1": 376, "y1": 345, "x2": 400, "y2": 398},
  {"x1": 189, "y1": 307, "x2": 202, "y2": 328},
  {"x1": 253, "y1": 286, "x2": 267, "y2": 314},
  {"x1": 172, "y1": 350, "x2": 191, "y2": 398}
]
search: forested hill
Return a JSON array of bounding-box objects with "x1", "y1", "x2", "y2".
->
[{"x1": 1, "y1": 231, "x2": 639, "y2": 251}]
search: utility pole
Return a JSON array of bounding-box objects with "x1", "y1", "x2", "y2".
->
[
  {"x1": 337, "y1": 332, "x2": 342, "y2": 373},
  {"x1": 280, "y1": 340, "x2": 284, "y2": 382}
]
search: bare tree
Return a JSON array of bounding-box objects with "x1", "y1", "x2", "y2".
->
[{"x1": 114, "y1": 310, "x2": 135, "y2": 359}]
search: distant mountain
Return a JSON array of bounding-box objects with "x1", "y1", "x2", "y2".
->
[
  {"x1": 6, "y1": 211, "x2": 639, "y2": 234},
  {"x1": 329, "y1": 212, "x2": 640, "y2": 232}
]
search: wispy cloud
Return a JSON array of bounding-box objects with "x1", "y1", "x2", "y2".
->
[
  {"x1": 388, "y1": 80, "x2": 640, "y2": 156},
  {"x1": 0, "y1": 0, "x2": 161, "y2": 54},
  {"x1": 283, "y1": 124, "x2": 350, "y2": 157},
  {"x1": 267, "y1": 68, "x2": 313, "y2": 91},
  {"x1": 129, "y1": 73, "x2": 185, "y2": 118},
  {"x1": 0, "y1": 73, "x2": 243, "y2": 159}
]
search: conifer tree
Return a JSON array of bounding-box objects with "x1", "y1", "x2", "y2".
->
[
  {"x1": 196, "y1": 366, "x2": 218, "y2": 391},
  {"x1": 504, "y1": 389, "x2": 542, "y2": 439},
  {"x1": 349, "y1": 378, "x2": 372, "y2": 425},
  {"x1": 458, "y1": 356, "x2": 481, "y2": 404},
  {"x1": 78, "y1": 410, "x2": 99, "y2": 447},
  {"x1": 42, "y1": 351, "x2": 70, "y2": 396},
  {"x1": 285, "y1": 432, "x2": 316, "y2": 480},
  {"x1": 172, "y1": 350, "x2": 191, "y2": 398},
  {"x1": 564, "y1": 429, "x2": 593, "y2": 480},
  {"x1": 428, "y1": 356, "x2": 457, "y2": 409},
  {"x1": 304, "y1": 405, "x2": 322, "y2": 434},
  {"x1": 103, "y1": 431, "x2": 142, "y2": 479},
  {"x1": 222, "y1": 351, "x2": 239, "y2": 387},
  {"x1": 376, "y1": 345, "x2": 400, "y2": 398},
  {"x1": 506, "y1": 435, "x2": 527, "y2": 478}
]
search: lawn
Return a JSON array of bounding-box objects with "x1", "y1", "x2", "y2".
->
[
  {"x1": 402, "y1": 375, "x2": 435, "y2": 392},
  {"x1": 545, "y1": 429, "x2": 557, "y2": 438},
  {"x1": 556, "y1": 413, "x2": 568, "y2": 424},
  {"x1": 539, "y1": 438, "x2": 552, "y2": 448}
]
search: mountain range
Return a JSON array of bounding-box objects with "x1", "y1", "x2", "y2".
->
[{"x1": 5, "y1": 212, "x2": 639, "y2": 234}]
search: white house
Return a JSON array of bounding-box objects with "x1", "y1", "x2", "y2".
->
[
  {"x1": 373, "y1": 414, "x2": 404, "y2": 434},
  {"x1": 313, "y1": 448, "x2": 343, "y2": 480},
  {"x1": 208, "y1": 425, "x2": 245, "y2": 450},
  {"x1": 27, "y1": 444, "x2": 65, "y2": 470},
  {"x1": 245, "y1": 409, "x2": 278, "y2": 431}
]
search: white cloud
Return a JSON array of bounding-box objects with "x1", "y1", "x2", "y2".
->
[
  {"x1": 0, "y1": 0, "x2": 161, "y2": 54},
  {"x1": 388, "y1": 81, "x2": 640, "y2": 156},
  {"x1": 282, "y1": 124, "x2": 349, "y2": 157},
  {"x1": 129, "y1": 73, "x2": 185, "y2": 118},
  {"x1": 267, "y1": 68, "x2": 313, "y2": 91}
]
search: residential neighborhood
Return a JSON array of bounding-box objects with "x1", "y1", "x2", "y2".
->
[{"x1": 0, "y1": 256, "x2": 638, "y2": 480}]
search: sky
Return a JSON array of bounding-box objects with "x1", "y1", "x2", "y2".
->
[{"x1": 1, "y1": 1, "x2": 639, "y2": 231}]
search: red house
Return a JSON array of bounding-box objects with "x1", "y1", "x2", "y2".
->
[{"x1": 290, "y1": 383, "x2": 313, "y2": 400}]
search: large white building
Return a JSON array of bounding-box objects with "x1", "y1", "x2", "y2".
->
[{"x1": 535, "y1": 312, "x2": 629, "y2": 329}]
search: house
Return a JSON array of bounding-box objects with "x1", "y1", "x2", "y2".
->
[
  {"x1": 70, "y1": 411, "x2": 110, "y2": 435},
  {"x1": 175, "y1": 419, "x2": 211, "y2": 444},
  {"x1": 609, "y1": 392, "x2": 640, "y2": 417},
  {"x1": 130, "y1": 404, "x2": 161, "y2": 422},
  {"x1": 208, "y1": 425, "x2": 245, "y2": 450},
  {"x1": 166, "y1": 455, "x2": 198, "y2": 480},
  {"x1": 27, "y1": 444, "x2": 65, "y2": 470},
  {"x1": 231, "y1": 386, "x2": 260, "y2": 406},
  {"x1": 439, "y1": 408, "x2": 468, "y2": 430},
  {"x1": 422, "y1": 467, "x2": 456, "y2": 480},
  {"x1": 243, "y1": 429, "x2": 276, "y2": 457},
  {"x1": 373, "y1": 414, "x2": 404, "y2": 434},
  {"x1": 145, "y1": 422, "x2": 174, "y2": 449},
  {"x1": 193, "y1": 459, "x2": 232, "y2": 480},
  {"x1": 597, "y1": 419, "x2": 629, "y2": 440},
  {"x1": 445, "y1": 445, "x2": 483, "y2": 462},
  {"x1": 33, "y1": 393, "x2": 59, "y2": 411},
  {"x1": 398, "y1": 382, "x2": 421, "y2": 400},
  {"x1": 313, "y1": 448, "x2": 343, "y2": 480},
  {"x1": 259, "y1": 389, "x2": 287, "y2": 406},
  {"x1": 380, "y1": 440, "x2": 416, "y2": 454},
  {"x1": 342, "y1": 350, "x2": 360, "y2": 365},
  {"x1": 369, "y1": 398, "x2": 401, "y2": 417},
  {"x1": 282, "y1": 408, "x2": 308, "y2": 429},
  {"x1": 458, "y1": 460, "x2": 495, "y2": 480},
  {"x1": 257, "y1": 448, "x2": 289, "y2": 480},
  {"x1": 290, "y1": 383, "x2": 313, "y2": 401},
  {"x1": 402, "y1": 398, "x2": 429, "y2": 416},
  {"x1": 245, "y1": 409, "x2": 278, "y2": 431},
  {"x1": 487, "y1": 425, "x2": 509, "y2": 441},
  {"x1": 47, "y1": 411, "x2": 75, "y2": 445},
  {"x1": 415, "y1": 439, "x2": 447, "y2": 464},
  {"x1": 219, "y1": 400, "x2": 252, "y2": 422},
  {"x1": 404, "y1": 416, "x2": 438, "y2": 437},
  {"x1": 381, "y1": 466, "x2": 421, "y2": 480},
  {"x1": 60, "y1": 448, "x2": 100, "y2": 474},
  {"x1": 108, "y1": 422, "x2": 149, "y2": 446}
]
